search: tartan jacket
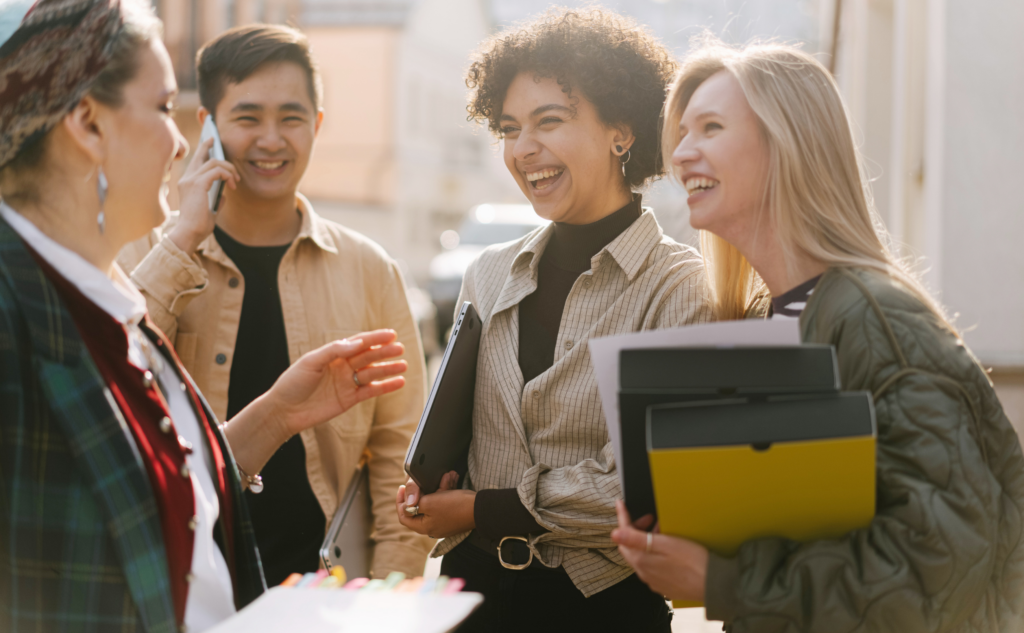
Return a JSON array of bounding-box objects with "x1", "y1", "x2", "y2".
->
[{"x1": 0, "y1": 216, "x2": 266, "y2": 632}]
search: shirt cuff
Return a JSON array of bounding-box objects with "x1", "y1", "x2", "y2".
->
[
  {"x1": 473, "y1": 488, "x2": 547, "y2": 540},
  {"x1": 704, "y1": 551, "x2": 739, "y2": 623},
  {"x1": 129, "y1": 234, "x2": 208, "y2": 315}
]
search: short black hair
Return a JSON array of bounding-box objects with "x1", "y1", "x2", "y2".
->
[
  {"x1": 197, "y1": 24, "x2": 322, "y2": 116},
  {"x1": 466, "y1": 7, "x2": 678, "y2": 189}
]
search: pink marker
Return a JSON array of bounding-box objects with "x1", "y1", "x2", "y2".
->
[
  {"x1": 441, "y1": 578, "x2": 465, "y2": 594},
  {"x1": 307, "y1": 569, "x2": 330, "y2": 588},
  {"x1": 343, "y1": 578, "x2": 370, "y2": 591}
]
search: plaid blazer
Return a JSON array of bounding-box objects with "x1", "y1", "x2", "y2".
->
[{"x1": 0, "y1": 216, "x2": 265, "y2": 632}]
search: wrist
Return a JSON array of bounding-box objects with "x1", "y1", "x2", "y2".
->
[
  {"x1": 167, "y1": 223, "x2": 208, "y2": 255},
  {"x1": 248, "y1": 391, "x2": 296, "y2": 448}
]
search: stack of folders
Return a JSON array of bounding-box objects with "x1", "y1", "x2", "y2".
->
[{"x1": 618, "y1": 346, "x2": 877, "y2": 608}]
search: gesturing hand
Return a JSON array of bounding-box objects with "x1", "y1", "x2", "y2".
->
[
  {"x1": 167, "y1": 136, "x2": 240, "y2": 254},
  {"x1": 225, "y1": 330, "x2": 407, "y2": 482},
  {"x1": 267, "y1": 329, "x2": 407, "y2": 436},
  {"x1": 396, "y1": 471, "x2": 476, "y2": 539},
  {"x1": 611, "y1": 499, "x2": 708, "y2": 602}
]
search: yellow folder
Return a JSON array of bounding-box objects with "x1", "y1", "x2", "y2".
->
[{"x1": 646, "y1": 396, "x2": 876, "y2": 608}]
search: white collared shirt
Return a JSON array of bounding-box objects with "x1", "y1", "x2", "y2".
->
[{"x1": 0, "y1": 204, "x2": 236, "y2": 631}]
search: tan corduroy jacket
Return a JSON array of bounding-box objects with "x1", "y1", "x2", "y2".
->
[
  {"x1": 118, "y1": 195, "x2": 433, "y2": 578},
  {"x1": 433, "y1": 210, "x2": 713, "y2": 597}
]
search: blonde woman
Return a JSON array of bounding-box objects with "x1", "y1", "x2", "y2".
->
[{"x1": 612, "y1": 39, "x2": 1024, "y2": 632}]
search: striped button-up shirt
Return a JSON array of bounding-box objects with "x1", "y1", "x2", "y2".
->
[{"x1": 434, "y1": 210, "x2": 713, "y2": 596}]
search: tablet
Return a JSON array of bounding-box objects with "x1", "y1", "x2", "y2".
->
[
  {"x1": 319, "y1": 462, "x2": 372, "y2": 577},
  {"x1": 404, "y1": 302, "x2": 482, "y2": 494}
]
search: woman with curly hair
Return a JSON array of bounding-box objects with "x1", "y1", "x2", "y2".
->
[{"x1": 396, "y1": 8, "x2": 712, "y2": 632}]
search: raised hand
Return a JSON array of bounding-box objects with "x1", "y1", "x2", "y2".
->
[{"x1": 167, "y1": 136, "x2": 239, "y2": 254}]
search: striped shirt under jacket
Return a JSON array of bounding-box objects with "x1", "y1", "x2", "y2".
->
[{"x1": 433, "y1": 210, "x2": 713, "y2": 597}]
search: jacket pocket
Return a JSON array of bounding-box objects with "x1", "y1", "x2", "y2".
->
[{"x1": 174, "y1": 332, "x2": 198, "y2": 372}]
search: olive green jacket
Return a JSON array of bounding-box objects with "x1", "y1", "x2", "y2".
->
[{"x1": 705, "y1": 267, "x2": 1024, "y2": 632}]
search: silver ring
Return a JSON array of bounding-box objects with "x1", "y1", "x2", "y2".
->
[
  {"x1": 352, "y1": 371, "x2": 362, "y2": 387},
  {"x1": 646, "y1": 531, "x2": 653, "y2": 554},
  {"x1": 405, "y1": 505, "x2": 419, "y2": 517}
]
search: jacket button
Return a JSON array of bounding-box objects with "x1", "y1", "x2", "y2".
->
[
  {"x1": 188, "y1": 516, "x2": 197, "y2": 531},
  {"x1": 583, "y1": 279, "x2": 592, "y2": 288},
  {"x1": 532, "y1": 390, "x2": 540, "y2": 398},
  {"x1": 159, "y1": 417, "x2": 172, "y2": 434},
  {"x1": 178, "y1": 436, "x2": 193, "y2": 454},
  {"x1": 142, "y1": 371, "x2": 154, "y2": 388},
  {"x1": 215, "y1": 353, "x2": 227, "y2": 365},
  {"x1": 228, "y1": 277, "x2": 240, "y2": 288},
  {"x1": 180, "y1": 463, "x2": 190, "y2": 479},
  {"x1": 185, "y1": 573, "x2": 195, "y2": 584},
  {"x1": 565, "y1": 340, "x2": 574, "y2": 350}
]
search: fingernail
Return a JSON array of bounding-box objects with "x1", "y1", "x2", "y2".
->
[{"x1": 407, "y1": 494, "x2": 416, "y2": 505}]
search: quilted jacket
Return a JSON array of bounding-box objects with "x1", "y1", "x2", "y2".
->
[
  {"x1": 704, "y1": 267, "x2": 1024, "y2": 632},
  {"x1": 0, "y1": 216, "x2": 265, "y2": 632}
]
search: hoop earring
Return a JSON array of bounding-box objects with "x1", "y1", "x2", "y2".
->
[
  {"x1": 619, "y1": 148, "x2": 631, "y2": 179},
  {"x1": 96, "y1": 168, "x2": 108, "y2": 234}
]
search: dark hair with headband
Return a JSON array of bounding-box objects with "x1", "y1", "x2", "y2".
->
[
  {"x1": 0, "y1": 0, "x2": 161, "y2": 201},
  {"x1": 196, "y1": 24, "x2": 323, "y2": 117}
]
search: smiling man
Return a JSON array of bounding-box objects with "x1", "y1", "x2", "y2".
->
[{"x1": 118, "y1": 24, "x2": 432, "y2": 586}]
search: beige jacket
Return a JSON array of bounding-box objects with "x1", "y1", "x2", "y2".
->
[
  {"x1": 433, "y1": 210, "x2": 713, "y2": 597},
  {"x1": 118, "y1": 196, "x2": 433, "y2": 578}
]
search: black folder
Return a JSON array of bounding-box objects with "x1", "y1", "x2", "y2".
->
[{"x1": 618, "y1": 345, "x2": 840, "y2": 520}]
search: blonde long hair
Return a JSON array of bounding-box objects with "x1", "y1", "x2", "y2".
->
[{"x1": 663, "y1": 37, "x2": 949, "y2": 326}]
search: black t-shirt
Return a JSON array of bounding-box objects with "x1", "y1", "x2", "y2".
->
[{"x1": 215, "y1": 226, "x2": 326, "y2": 587}]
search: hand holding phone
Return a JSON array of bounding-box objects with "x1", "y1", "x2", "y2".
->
[
  {"x1": 199, "y1": 115, "x2": 227, "y2": 212},
  {"x1": 165, "y1": 116, "x2": 239, "y2": 255}
]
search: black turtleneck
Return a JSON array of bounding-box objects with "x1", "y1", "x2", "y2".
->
[
  {"x1": 517, "y1": 196, "x2": 642, "y2": 383},
  {"x1": 473, "y1": 196, "x2": 643, "y2": 543}
]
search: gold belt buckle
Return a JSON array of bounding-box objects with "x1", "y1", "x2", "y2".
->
[{"x1": 497, "y1": 536, "x2": 533, "y2": 570}]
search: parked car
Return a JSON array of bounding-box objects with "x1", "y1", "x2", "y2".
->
[{"x1": 428, "y1": 203, "x2": 548, "y2": 345}]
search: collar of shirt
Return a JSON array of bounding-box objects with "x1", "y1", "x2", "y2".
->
[
  {"x1": 509, "y1": 207, "x2": 664, "y2": 284},
  {"x1": 0, "y1": 202, "x2": 147, "y2": 326},
  {"x1": 193, "y1": 193, "x2": 337, "y2": 270}
]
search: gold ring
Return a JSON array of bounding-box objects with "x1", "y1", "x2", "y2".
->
[
  {"x1": 352, "y1": 371, "x2": 362, "y2": 387},
  {"x1": 646, "y1": 531, "x2": 653, "y2": 554}
]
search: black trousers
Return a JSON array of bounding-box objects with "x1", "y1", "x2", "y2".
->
[{"x1": 440, "y1": 540, "x2": 673, "y2": 633}]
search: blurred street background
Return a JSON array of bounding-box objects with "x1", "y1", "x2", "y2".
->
[{"x1": 154, "y1": 1, "x2": 1024, "y2": 627}]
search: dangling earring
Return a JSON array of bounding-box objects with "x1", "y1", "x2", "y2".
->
[
  {"x1": 618, "y1": 147, "x2": 631, "y2": 179},
  {"x1": 96, "y1": 167, "x2": 108, "y2": 234}
]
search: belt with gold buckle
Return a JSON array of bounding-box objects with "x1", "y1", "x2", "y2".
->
[{"x1": 497, "y1": 536, "x2": 534, "y2": 570}]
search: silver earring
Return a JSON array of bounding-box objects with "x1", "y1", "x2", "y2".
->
[
  {"x1": 619, "y1": 148, "x2": 631, "y2": 178},
  {"x1": 96, "y1": 168, "x2": 108, "y2": 234}
]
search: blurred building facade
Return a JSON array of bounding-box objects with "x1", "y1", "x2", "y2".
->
[
  {"x1": 155, "y1": 0, "x2": 522, "y2": 284},
  {"x1": 821, "y1": 0, "x2": 1024, "y2": 432}
]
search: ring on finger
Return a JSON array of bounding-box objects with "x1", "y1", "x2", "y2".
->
[
  {"x1": 352, "y1": 371, "x2": 362, "y2": 387},
  {"x1": 405, "y1": 505, "x2": 420, "y2": 517},
  {"x1": 646, "y1": 531, "x2": 653, "y2": 554}
]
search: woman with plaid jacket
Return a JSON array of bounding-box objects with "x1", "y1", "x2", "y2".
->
[{"x1": 0, "y1": 2, "x2": 407, "y2": 631}]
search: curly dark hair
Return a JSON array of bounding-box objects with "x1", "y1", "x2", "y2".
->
[{"x1": 466, "y1": 7, "x2": 678, "y2": 190}]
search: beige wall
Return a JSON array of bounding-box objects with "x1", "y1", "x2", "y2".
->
[{"x1": 301, "y1": 27, "x2": 401, "y2": 205}]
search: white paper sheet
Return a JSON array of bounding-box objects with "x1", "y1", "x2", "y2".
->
[
  {"x1": 206, "y1": 587, "x2": 483, "y2": 633},
  {"x1": 587, "y1": 319, "x2": 801, "y2": 490}
]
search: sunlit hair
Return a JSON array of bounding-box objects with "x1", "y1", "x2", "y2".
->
[{"x1": 663, "y1": 36, "x2": 950, "y2": 327}]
